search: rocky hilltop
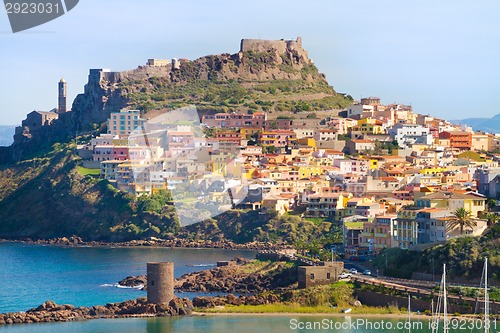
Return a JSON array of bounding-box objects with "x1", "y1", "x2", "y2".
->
[{"x1": 3, "y1": 37, "x2": 350, "y2": 162}]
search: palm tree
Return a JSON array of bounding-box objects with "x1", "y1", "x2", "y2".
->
[
  {"x1": 484, "y1": 212, "x2": 499, "y2": 226},
  {"x1": 449, "y1": 208, "x2": 476, "y2": 235}
]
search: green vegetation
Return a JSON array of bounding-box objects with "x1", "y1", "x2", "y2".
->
[
  {"x1": 197, "y1": 281, "x2": 404, "y2": 315},
  {"x1": 197, "y1": 303, "x2": 403, "y2": 314},
  {"x1": 373, "y1": 140, "x2": 399, "y2": 155},
  {"x1": 180, "y1": 210, "x2": 342, "y2": 248},
  {"x1": 0, "y1": 144, "x2": 180, "y2": 241},
  {"x1": 137, "y1": 190, "x2": 173, "y2": 213},
  {"x1": 450, "y1": 208, "x2": 475, "y2": 235},
  {"x1": 76, "y1": 166, "x2": 100, "y2": 176},
  {"x1": 337, "y1": 134, "x2": 350, "y2": 141}
]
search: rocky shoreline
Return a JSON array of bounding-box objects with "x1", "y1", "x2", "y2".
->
[
  {"x1": 0, "y1": 298, "x2": 193, "y2": 326},
  {"x1": 0, "y1": 293, "x2": 284, "y2": 326},
  {"x1": 0, "y1": 236, "x2": 288, "y2": 251}
]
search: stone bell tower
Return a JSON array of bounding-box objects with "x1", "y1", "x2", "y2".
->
[{"x1": 58, "y1": 78, "x2": 67, "y2": 114}]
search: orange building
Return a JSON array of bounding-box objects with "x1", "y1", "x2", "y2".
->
[{"x1": 438, "y1": 131, "x2": 471, "y2": 150}]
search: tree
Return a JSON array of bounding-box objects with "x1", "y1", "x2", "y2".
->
[
  {"x1": 487, "y1": 199, "x2": 497, "y2": 211},
  {"x1": 484, "y1": 212, "x2": 499, "y2": 226},
  {"x1": 449, "y1": 208, "x2": 476, "y2": 235}
]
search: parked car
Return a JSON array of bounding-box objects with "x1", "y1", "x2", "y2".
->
[
  {"x1": 349, "y1": 268, "x2": 358, "y2": 274},
  {"x1": 339, "y1": 273, "x2": 351, "y2": 279},
  {"x1": 363, "y1": 270, "x2": 372, "y2": 276}
]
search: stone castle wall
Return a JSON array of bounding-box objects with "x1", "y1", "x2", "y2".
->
[{"x1": 240, "y1": 37, "x2": 308, "y2": 60}]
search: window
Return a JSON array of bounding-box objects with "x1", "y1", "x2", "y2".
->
[
  {"x1": 310, "y1": 273, "x2": 315, "y2": 280},
  {"x1": 327, "y1": 273, "x2": 331, "y2": 279}
]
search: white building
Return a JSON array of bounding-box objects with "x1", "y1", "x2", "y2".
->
[
  {"x1": 293, "y1": 129, "x2": 315, "y2": 139},
  {"x1": 107, "y1": 110, "x2": 145, "y2": 136},
  {"x1": 346, "y1": 104, "x2": 374, "y2": 118},
  {"x1": 388, "y1": 124, "x2": 433, "y2": 149},
  {"x1": 93, "y1": 145, "x2": 113, "y2": 162},
  {"x1": 314, "y1": 129, "x2": 337, "y2": 142},
  {"x1": 333, "y1": 158, "x2": 369, "y2": 175}
]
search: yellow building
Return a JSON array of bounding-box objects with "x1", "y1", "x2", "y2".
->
[
  {"x1": 296, "y1": 137, "x2": 316, "y2": 148},
  {"x1": 350, "y1": 118, "x2": 385, "y2": 135},
  {"x1": 243, "y1": 167, "x2": 257, "y2": 180},
  {"x1": 113, "y1": 138, "x2": 129, "y2": 146},
  {"x1": 415, "y1": 192, "x2": 486, "y2": 218},
  {"x1": 471, "y1": 133, "x2": 489, "y2": 151},
  {"x1": 420, "y1": 167, "x2": 446, "y2": 176},
  {"x1": 359, "y1": 157, "x2": 379, "y2": 170},
  {"x1": 240, "y1": 127, "x2": 261, "y2": 138},
  {"x1": 298, "y1": 165, "x2": 324, "y2": 179}
]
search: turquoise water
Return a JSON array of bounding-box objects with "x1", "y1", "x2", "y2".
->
[
  {"x1": 0, "y1": 315, "x2": 494, "y2": 333},
  {"x1": 0, "y1": 242, "x2": 255, "y2": 313}
]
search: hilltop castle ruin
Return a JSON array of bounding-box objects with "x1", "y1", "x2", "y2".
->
[{"x1": 240, "y1": 37, "x2": 309, "y2": 61}]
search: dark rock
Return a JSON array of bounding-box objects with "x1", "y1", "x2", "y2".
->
[
  {"x1": 182, "y1": 298, "x2": 193, "y2": 309},
  {"x1": 89, "y1": 306, "x2": 112, "y2": 317},
  {"x1": 119, "y1": 275, "x2": 147, "y2": 289},
  {"x1": 33, "y1": 300, "x2": 58, "y2": 312},
  {"x1": 168, "y1": 298, "x2": 185, "y2": 312},
  {"x1": 192, "y1": 297, "x2": 214, "y2": 308},
  {"x1": 226, "y1": 294, "x2": 242, "y2": 306}
]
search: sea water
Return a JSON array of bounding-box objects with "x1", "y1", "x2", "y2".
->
[
  {"x1": 0, "y1": 315, "x2": 493, "y2": 333},
  {"x1": 0, "y1": 242, "x2": 255, "y2": 313}
]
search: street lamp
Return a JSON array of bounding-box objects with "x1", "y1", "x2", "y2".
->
[{"x1": 430, "y1": 257, "x2": 435, "y2": 281}]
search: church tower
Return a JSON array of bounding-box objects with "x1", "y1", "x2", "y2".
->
[{"x1": 58, "y1": 78, "x2": 67, "y2": 114}]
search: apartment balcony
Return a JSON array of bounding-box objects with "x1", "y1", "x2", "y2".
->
[
  {"x1": 375, "y1": 233, "x2": 387, "y2": 238},
  {"x1": 361, "y1": 232, "x2": 374, "y2": 237}
]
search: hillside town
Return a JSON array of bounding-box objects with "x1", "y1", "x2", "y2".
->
[{"x1": 69, "y1": 96, "x2": 500, "y2": 259}]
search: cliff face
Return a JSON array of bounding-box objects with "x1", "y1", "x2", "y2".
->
[
  {"x1": 69, "y1": 70, "x2": 128, "y2": 131},
  {"x1": 3, "y1": 37, "x2": 350, "y2": 163}
]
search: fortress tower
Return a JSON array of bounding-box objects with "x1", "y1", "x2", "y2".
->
[
  {"x1": 58, "y1": 78, "x2": 67, "y2": 114},
  {"x1": 147, "y1": 262, "x2": 175, "y2": 304}
]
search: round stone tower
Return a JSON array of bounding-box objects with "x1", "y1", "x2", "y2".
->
[{"x1": 147, "y1": 262, "x2": 174, "y2": 304}]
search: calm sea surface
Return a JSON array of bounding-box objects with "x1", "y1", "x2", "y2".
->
[
  {"x1": 0, "y1": 315, "x2": 495, "y2": 333},
  {"x1": 0, "y1": 242, "x2": 492, "y2": 332}
]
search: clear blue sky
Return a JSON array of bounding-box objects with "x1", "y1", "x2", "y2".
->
[{"x1": 1, "y1": 0, "x2": 499, "y2": 125}]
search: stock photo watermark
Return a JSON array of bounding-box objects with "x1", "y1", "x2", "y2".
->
[
  {"x1": 289, "y1": 317, "x2": 498, "y2": 331},
  {"x1": 3, "y1": 0, "x2": 78, "y2": 32}
]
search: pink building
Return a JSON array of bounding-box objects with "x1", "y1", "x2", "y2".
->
[
  {"x1": 216, "y1": 132, "x2": 242, "y2": 144},
  {"x1": 112, "y1": 146, "x2": 129, "y2": 161},
  {"x1": 259, "y1": 130, "x2": 297, "y2": 147},
  {"x1": 202, "y1": 112, "x2": 267, "y2": 128},
  {"x1": 167, "y1": 131, "x2": 195, "y2": 149}
]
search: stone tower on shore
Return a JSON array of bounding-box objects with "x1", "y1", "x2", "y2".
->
[{"x1": 147, "y1": 262, "x2": 175, "y2": 304}]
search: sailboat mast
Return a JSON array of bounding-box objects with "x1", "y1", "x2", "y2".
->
[
  {"x1": 408, "y1": 294, "x2": 411, "y2": 333},
  {"x1": 485, "y1": 257, "x2": 489, "y2": 333},
  {"x1": 443, "y1": 263, "x2": 448, "y2": 333}
]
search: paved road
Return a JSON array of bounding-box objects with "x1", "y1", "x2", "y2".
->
[{"x1": 350, "y1": 274, "x2": 487, "y2": 305}]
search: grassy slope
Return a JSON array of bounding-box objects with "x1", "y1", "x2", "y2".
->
[{"x1": 0, "y1": 144, "x2": 178, "y2": 241}]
